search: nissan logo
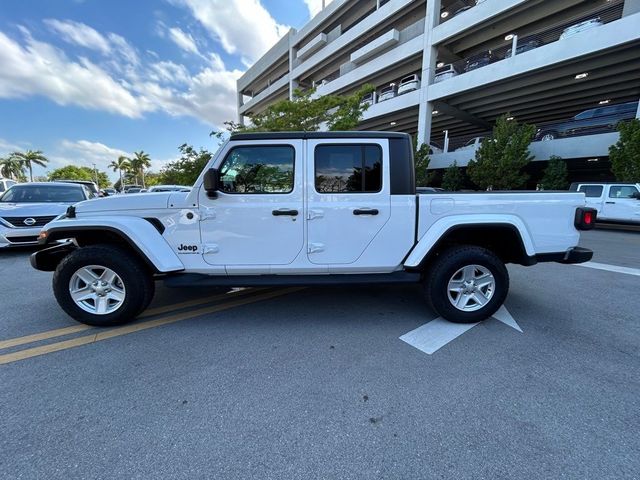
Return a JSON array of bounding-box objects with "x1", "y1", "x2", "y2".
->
[{"x1": 23, "y1": 218, "x2": 36, "y2": 226}]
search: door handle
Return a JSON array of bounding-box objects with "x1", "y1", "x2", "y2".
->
[
  {"x1": 353, "y1": 208, "x2": 379, "y2": 216},
  {"x1": 272, "y1": 209, "x2": 298, "y2": 216},
  {"x1": 605, "y1": 201, "x2": 615, "y2": 204}
]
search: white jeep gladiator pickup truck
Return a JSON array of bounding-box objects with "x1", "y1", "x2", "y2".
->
[{"x1": 31, "y1": 132, "x2": 595, "y2": 327}]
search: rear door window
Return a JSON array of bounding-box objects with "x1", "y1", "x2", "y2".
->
[
  {"x1": 577, "y1": 185, "x2": 604, "y2": 197},
  {"x1": 314, "y1": 145, "x2": 382, "y2": 193}
]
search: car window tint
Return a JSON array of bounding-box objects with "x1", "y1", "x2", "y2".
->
[
  {"x1": 609, "y1": 185, "x2": 639, "y2": 198},
  {"x1": 578, "y1": 185, "x2": 603, "y2": 198},
  {"x1": 219, "y1": 145, "x2": 295, "y2": 194},
  {"x1": 315, "y1": 144, "x2": 382, "y2": 193},
  {"x1": 574, "y1": 110, "x2": 594, "y2": 120}
]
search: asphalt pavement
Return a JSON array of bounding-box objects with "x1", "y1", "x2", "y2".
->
[{"x1": 0, "y1": 230, "x2": 638, "y2": 479}]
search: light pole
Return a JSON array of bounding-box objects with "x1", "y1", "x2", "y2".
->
[{"x1": 92, "y1": 163, "x2": 98, "y2": 187}]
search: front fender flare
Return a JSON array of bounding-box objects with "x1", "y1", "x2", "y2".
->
[
  {"x1": 404, "y1": 215, "x2": 535, "y2": 268},
  {"x1": 40, "y1": 216, "x2": 184, "y2": 273}
]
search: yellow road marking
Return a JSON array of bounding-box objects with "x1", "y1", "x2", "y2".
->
[
  {"x1": 0, "y1": 288, "x2": 263, "y2": 351},
  {"x1": 0, "y1": 287, "x2": 303, "y2": 365}
]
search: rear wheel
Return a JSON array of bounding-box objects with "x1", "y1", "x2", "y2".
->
[
  {"x1": 424, "y1": 245, "x2": 509, "y2": 323},
  {"x1": 53, "y1": 244, "x2": 154, "y2": 326},
  {"x1": 540, "y1": 131, "x2": 557, "y2": 141}
]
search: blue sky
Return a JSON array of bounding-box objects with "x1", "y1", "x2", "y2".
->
[{"x1": 0, "y1": 0, "x2": 325, "y2": 180}]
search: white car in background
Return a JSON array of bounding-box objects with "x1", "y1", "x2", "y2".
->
[
  {"x1": 148, "y1": 185, "x2": 192, "y2": 193},
  {"x1": 559, "y1": 18, "x2": 603, "y2": 39},
  {"x1": 0, "y1": 182, "x2": 94, "y2": 248},
  {"x1": 360, "y1": 92, "x2": 377, "y2": 108},
  {"x1": 378, "y1": 84, "x2": 398, "y2": 102},
  {"x1": 0, "y1": 178, "x2": 17, "y2": 194},
  {"x1": 398, "y1": 74, "x2": 421, "y2": 95},
  {"x1": 455, "y1": 136, "x2": 486, "y2": 151},
  {"x1": 434, "y1": 64, "x2": 460, "y2": 83},
  {"x1": 570, "y1": 182, "x2": 640, "y2": 224}
]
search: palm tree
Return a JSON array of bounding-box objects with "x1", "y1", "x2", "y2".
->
[
  {"x1": 109, "y1": 156, "x2": 130, "y2": 192},
  {"x1": 0, "y1": 156, "x2": 26, "y2": 180},
  {"x1": 131, "y1": 151, "x2": 152, "y2": 188},
  {"x1": 10, "y1": 150, "x2": 48, "y2": 182}
]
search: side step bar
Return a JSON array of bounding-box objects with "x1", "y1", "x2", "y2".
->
[{"x1": 164, "y1": 271, "x2": 422, "y2": 288}]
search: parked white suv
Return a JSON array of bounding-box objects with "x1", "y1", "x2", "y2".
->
[
  {"x1": 0, "y1": 178, "x2": 17, "y2": 194},
  {"x1": 570, "y1": 182, "x2": 640, "y2": 224},
  {"x1": 32, "y1": 132, "x2": 595, "y2": 327},
  {"x1": 397, "y1": 74, "x2": 420, "y2": 95},
  {"x1": 560, "y1": 18, "x2": 603, "y2": 40}
]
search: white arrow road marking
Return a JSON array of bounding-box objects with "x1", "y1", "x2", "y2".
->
[
  {"x1": 399, "y1": 306, "x2": 521, "y2": 355},
  {"x1": 575, "y1": 261, "x2": 640, "y2": 277}
]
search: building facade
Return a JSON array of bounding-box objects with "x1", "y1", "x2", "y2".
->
[{"x1": 237, "y1": 0, "x2": 640, "y2": 180}]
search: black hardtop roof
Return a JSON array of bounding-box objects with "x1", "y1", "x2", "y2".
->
[{"x1": 229, "y1": 131, "x2": 411, "y2": 141}]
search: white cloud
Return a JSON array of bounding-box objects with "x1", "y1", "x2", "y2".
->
[
  {"x1": 0, "y1": 138, "x2": 29, "y2": 156},
  {"x1": 168, "y1": 27, "x2": 200, "y2": 56},
  {"x1": 170, "y1": 0, "x2": 289, "y2": 65},
  {"x1": 0, "y1": 23, "x2": 244, "y2": 129},
  {"x1": 44, "y1": 19, "x2": 111, "y2": 54},
  {"x1": 0, "y1": 29, "x2": 143, "y2": 118},
  {"x1": 304, "y1": 0, "x2": 333, "y2": 18}
]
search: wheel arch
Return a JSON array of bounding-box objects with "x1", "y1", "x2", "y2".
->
[
  {"x1": 36, "y1": 218, "x2": 184, "y2": 274},
  {"x1": 405, "y1": 219, "x2": 535, "y2": 270}
]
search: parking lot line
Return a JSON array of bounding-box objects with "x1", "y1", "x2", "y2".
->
[
  {"x1": 576, "y1": 261, "x2": 640, "y2": 277},
  {"x1": 0, "y1": 287, "x2": 303, "y2": 365},
  {"x1": 0, "y1": 288, "x2": 263, "y2": 351}
]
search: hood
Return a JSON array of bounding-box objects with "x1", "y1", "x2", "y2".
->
[
  {"x1": 74, "y1": 192, "x2": 176, "y2": 214},
  {"x1": 0, "y1": 202, "x2": 71, "y2": 217}
]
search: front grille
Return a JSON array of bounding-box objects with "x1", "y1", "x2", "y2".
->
[
  {"x1": 6, "y1": 235, "x2": 39, "y2": 244},
  {"x1": 0, "y1": 216, "x2": 57, "y2": 228}
]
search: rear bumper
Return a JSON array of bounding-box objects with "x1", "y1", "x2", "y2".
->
[{"x1": 535, "y1": 247, "x2": 593, "y2": 265}]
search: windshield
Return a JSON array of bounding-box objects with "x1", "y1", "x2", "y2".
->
[{"x1": 0, "y1": 185, "x2": 86, "y2": 203}]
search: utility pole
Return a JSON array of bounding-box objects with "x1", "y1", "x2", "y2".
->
[{"x1": 92, "y1": 163, "x2": 98, "y2": 187}]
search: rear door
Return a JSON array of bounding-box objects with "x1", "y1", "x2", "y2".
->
[
  {"x1": 577, "y1": 184, "x2": 604, "y2": 213},
  {"x1": 306, "y1": 139, "x2": 390, "y2": 265},
  {"x1": 601, "y1": 185, "x2": 640, "y2": 222}
]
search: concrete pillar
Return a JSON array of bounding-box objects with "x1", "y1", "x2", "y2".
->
[
  {"x1": 417, "y1": 0, "x2": 441, "y2": 146},
  {"x1": 236, "y1": 92, "x2": 245, "y2": 125},
  {"x1": 623, "y1": 0, "x2": 640, "y2": 16},
  {"x1": 288, "y1": 31, "x2": 298, "y2": 100},
  {"x1": 636, "y1": 97, "x2": 640, "y2": 119}
]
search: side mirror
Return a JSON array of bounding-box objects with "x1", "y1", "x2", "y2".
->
[
  {"x1": 632, "y1": 192, "x2": 640, "y2": 200},
  {"x1": 203, "y1": 168, "x2": 220, "y2": 198}
]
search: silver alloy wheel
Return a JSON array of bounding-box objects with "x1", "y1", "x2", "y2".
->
[
  {"x1": 447, "y1": 264, "x2": 495, "y2": 312},
  {"x1": 69, "y1": 265, "x2": 126, "y2": 315},
  {"x1": 541, "y1": 133, "x2": 555, "y2": 141}
]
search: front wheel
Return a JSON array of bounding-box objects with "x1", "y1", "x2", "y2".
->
[
  {"x1": 424, "y1": 246, "x2": 509, "y2": 323},
  {"x1": 53, "y1": 245, "x2": 154, "y2": 326}
]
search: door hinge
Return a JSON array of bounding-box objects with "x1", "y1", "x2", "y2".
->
[
  {"x1": 308, "y1": 243, "x2": 325, "y2": 254},
  {"x1": 203, "y1": 244, "x2": 219, "y2": 255},
  {"x1": 199, "y1": 207, "x2": 216, "y2": 221},
  {"x1": 307, "y1": 209, "x2": 324, "y2": 220}
]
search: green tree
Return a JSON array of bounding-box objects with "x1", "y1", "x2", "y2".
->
[
  {"x1": 442, "y1": 161, "x2": 465, "y2": 191},
  {"x1": 10, "y1": 150, "x2": 49, "y2": 182},
  {"x1": 48, "y1": 165, "x2": 110, "y2": 188},
  {"x1": 609, "y1": 119, "x2": 640, "y2": 182},
  {"x1": 540, "y1": 156, "x2": 569, "y2": 190},
  {"x1": 214, "y1": 84, "x2": 375, "y2": 137},
  {"x1": 109, "y1": 156, "x2": 130, "y2": 191},
  {"x1": 467, "y1": 115, "x2": 536, "y2": 190},
  {"x1": 159, "y1": 144, "x2": 212, "y2": 186},
  {"x1": 130, "y1": 151, "x2": 152, "y2": 188},
  {"x1": 414, "y1": 143, "x2": 431, "y2": 187},
  {"x1": 0, "y1": 156, "x2": 26, "y2": 180}
]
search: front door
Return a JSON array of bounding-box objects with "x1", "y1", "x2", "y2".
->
[
  {"x1": 199, "y1": 141, "x2": 304, "y2": 267},
  {"x1": 306, "y1": 139, "x2": 390, "y2": 265},
  {"x1": 601, "y1": 184, "x2": 640, "y2": 222}
]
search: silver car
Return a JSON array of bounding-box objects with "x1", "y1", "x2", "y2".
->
[
  {"x1": 434, "y1": 64, "x2": 460, "y2": 83},
  {"x1": 0, "y1": 178, "x2": 17, "y2": 194},
  {"x1": 559, "y1": 18, "x2": 603, "y2": 40},
  {"x1": 0, "y1": 182, "x2": 93, "y2": 248}
]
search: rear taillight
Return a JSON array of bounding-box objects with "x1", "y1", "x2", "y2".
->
[{"x1": 575, "y1": 207, "x2": 597, "y2": 230}]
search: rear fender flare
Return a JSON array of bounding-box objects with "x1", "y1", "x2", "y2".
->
[{"x1": 404, "y1": 215, "x2": 535, "y2": 268}]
